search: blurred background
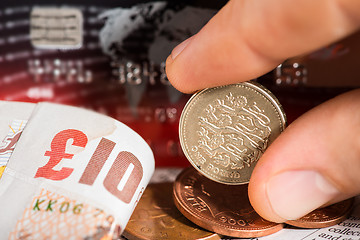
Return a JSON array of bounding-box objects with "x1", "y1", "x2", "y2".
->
[{"x1": 0, "y1": 0, "x2": 358, "y2": 167}]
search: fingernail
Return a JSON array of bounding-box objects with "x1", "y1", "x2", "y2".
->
[
  {"x1": 171, "y1": 37, "x2": 193, "y2": 60},
  {"x1": 267, "y1": 170, "x2": 339, "y2": 220}
]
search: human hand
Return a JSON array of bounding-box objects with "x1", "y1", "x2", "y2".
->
[{"x1": 166, "y1": 0, "x2": 360, "y2": 223}]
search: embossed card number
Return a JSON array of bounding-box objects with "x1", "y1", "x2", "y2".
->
[{"x1": 34, "y1": 129, "x2": 143, "y2": 204}]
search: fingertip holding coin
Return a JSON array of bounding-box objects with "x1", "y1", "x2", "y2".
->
[{"x1": 172, "y1": 81, "x2": 354, "y2": 238}]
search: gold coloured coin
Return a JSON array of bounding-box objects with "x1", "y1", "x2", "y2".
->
[
  {"x1": 123, "y1": 183, "x2": 221, "y2": 240},
  {"x1": 179, "y1": 82, "x2": 286, "y2": 184}
]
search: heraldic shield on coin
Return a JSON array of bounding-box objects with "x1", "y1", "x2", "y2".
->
[{"x1": 179, "y1": 81, "x2": 287, "y2": 185}]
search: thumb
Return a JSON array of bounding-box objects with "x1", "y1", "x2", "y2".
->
[
  {"x1": 166, "y1": 0, "x2": 360, "y2": 93},
  {"x1": 248, "y1": 89, "x2": 360, "y2": 223}
]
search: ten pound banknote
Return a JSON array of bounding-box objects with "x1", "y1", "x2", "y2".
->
[{"x1": 0, "y1": 101, "x2": 155, "y2": 240}]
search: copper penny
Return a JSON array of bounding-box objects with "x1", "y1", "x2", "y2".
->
[
  {"x1": 173, "y1": 167, "x2": 283, "y2": 238},
  {"x1": 286, "y1": 198, "x2": 354, "y2": 228},
  {"x1": 123, "y1": 182, "x2": 221, "y2": 240}
]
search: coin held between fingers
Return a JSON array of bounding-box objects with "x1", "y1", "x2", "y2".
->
[{"x1": 179, "y1": 81, "x2": 286, "y2": 185}]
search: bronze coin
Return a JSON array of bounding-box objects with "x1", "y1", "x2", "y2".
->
[
  {"x1": 179, "y1": 82, "x2": 287, "y2": 185},
  {"x1": 286, "y1": 198, "x2": 354, "y2": 228},
  {"x1": 123, "y1": 182, "x2": 221, "y2": 240},
  {"x1": 173, "y1": 167, "x2": 283, "y2": 238}
]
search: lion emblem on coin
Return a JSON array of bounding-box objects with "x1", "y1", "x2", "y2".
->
[{"x1": 197, "y1": 93, "x2": 271, "y2": 169}]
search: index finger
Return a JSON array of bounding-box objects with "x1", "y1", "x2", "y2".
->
[{"x1": 165, "y1": 0, "x2": 360, "y2": 93}]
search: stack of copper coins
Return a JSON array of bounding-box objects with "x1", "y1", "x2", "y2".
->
[{"x1": 123, "y1": 82, "x2": 353, "y2": 240}]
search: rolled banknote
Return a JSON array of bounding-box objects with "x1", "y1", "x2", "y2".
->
[
  {"x1": 0, "y1": 101, "x2": 155, "y2": 239},
  {"x1": 0, "y1": 101, "x2": 35, "y2": 178}
]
